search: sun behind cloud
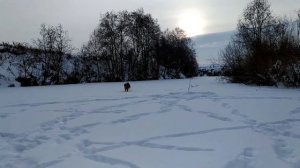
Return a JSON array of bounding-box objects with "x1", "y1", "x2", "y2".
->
[{"x1": 178, "y1": 9, "x2": 206, "y2": 37}]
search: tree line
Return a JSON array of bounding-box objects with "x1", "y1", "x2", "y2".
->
[
  {"x1": 221, "y1": 0, "x2": 300, "y2": 87},
  {"x1": 0, "y1": 9, "x2": 198, "y2": 86}
]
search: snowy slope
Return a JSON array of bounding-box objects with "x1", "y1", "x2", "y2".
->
[
  {"x1": 0, "y1": 59, "x2": 20, "y2": 87},
  {"x1": 192, "y1": 31, "x2": 234, "y2": 66},
  {"x1": 0, "y1": 77, "x2": 300, "y2": 168}
]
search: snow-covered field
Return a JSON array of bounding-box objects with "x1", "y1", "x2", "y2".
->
[{"x1": 1, "y1": 77, "x2": 300, "y2": 168}]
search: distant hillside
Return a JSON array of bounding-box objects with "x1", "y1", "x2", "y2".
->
[{"x1": 191, "y1": 31, "x2": 234, "y2": 66}]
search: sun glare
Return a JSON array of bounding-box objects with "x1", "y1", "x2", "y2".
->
[{"x1": 178, "y1": 9, "x2": 206, "y2": 37}]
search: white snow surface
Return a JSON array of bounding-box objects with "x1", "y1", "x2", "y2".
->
[{"x1": 1, "y1": 77, "x2": 300, "y2": 168}]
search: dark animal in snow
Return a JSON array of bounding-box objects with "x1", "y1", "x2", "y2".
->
[{"x1": 124, "y1": 82, "x2": 131, "y2": 92}]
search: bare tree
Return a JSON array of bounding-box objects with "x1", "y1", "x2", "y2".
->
[
  {"x1": 34, "y1": 24, "x2": 72, "y2": 84},
  {"x1": 80, "y1": 9, "x2": 198, "y2": 82},
  {"x1": 127, "y1": 9, "x2": 161, "y2": 80},
  {"x1": 238, "y1": 0, "x2": 275, "y2": 47},
  {"x1": 81, "y1": 9, "x2": 162, "y2": 81},
  {"x1": 157, "y1": 28, "x2": 198, "y2": 78},
  {"x1": 53, "y1": 24, "x2": 73, "y2": 84},
  {"x1": 297, "y1": 10, "x2": 300, "y2": 43},
  {"x1": 222, "y1": 0, "x2": 300, "y2": 86},
  {"x1": 34, "y1": 24, "x2": 56, "y2": 84}
]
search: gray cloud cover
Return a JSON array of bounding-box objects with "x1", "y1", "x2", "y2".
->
[{"x1": 0, "y1": 0, "x2": 299, "y2": 48}]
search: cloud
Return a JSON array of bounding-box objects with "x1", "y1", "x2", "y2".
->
[{"x1": 0, "y1": 0, "x2": 299, "y2": 49}]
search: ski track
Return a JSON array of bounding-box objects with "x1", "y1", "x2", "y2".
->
[
  {"x1": 224, "y1": 147, "x2": 255, "y2": 168},
  {"x1": 1, "y1": 80, "x2": 300, "y2": 168}
]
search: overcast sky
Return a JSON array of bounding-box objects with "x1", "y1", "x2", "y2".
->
[{"x1": 0, "y1": 0, "x2": 299, "y2": 48}]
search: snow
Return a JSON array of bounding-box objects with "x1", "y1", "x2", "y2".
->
[
  {"x1": 0, "y1": 59, "x2": 20, "y2": 87},
  {"x1": 0, "y1": 77, "x2": 300, "y2": 168}
]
